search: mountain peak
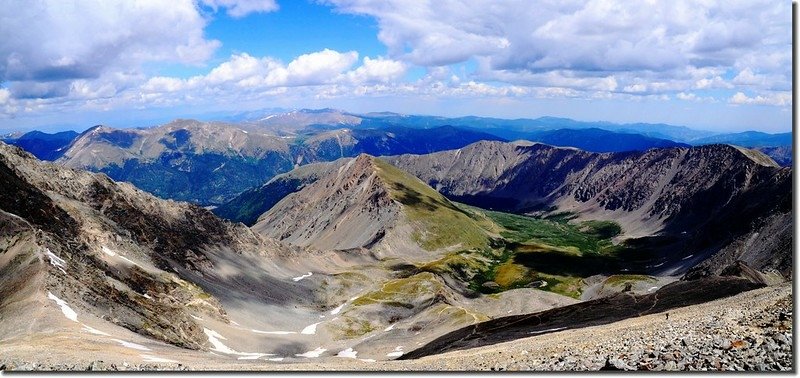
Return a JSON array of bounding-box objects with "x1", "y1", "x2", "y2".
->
[{"x1": 253, "y1": 154, "x2": 491, "y2": 255}]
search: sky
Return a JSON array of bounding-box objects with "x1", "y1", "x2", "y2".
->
[{"x1": 0, "y1": 0, "x2": 793, "y2": 133}]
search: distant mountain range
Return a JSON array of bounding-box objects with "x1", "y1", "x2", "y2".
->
[
  {"x1": 1, "y1": 130, "x2": 79, "y2": 161},
  {"x1": 1, "y1": 108, "x2": 791, "y2": 208}
]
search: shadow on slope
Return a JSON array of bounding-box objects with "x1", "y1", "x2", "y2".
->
[{"x1": 400, "y1": 276, "x2": 764, "y2": 360}]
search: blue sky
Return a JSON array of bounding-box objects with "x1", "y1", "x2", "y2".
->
[{"x1": 0, "y1": 0, "x2": 793, "y2": 133}]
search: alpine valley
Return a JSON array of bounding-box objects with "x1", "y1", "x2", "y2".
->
[{"x1": 0, "y1": 109, "x2": 792, "y2": 371}]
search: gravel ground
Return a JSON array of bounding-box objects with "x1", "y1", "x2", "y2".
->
[{"x1": 0, "y1": 283, "x2": 792, "y2": 371}]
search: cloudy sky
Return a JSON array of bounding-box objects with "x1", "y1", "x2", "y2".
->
[{"x1": 0, "y1": 0, "x2": 792, "y2": 132}]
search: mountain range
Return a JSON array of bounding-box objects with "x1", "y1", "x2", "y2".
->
[
  {"x1": 0, "y1": 106, "x2": 791, "y2": 369},
  {"x1": 3, "y1": 109, "x2": 791, "y2": 208}
]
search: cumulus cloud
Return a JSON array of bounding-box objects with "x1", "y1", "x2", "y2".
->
[
  {"x1": 729, "y1": 91, "x2": 791, "y2": 106},
  {"x1": 0, "y1": 88, "x2": 10, "y2": 104},
  {"x1": 140, "y1": 49, "x2": 362, "y2": 97},
  {"x1": 345, "y1": 57, "x2": 407, "y2": 84},
  {"x1": 324, "y1": 0, "x2": 790, "y2": 97},
  {"x1": 199, "y1": 0, "x2": 279, "y2": 18},
  {"x1": 0, "y1": 0, "x2": 220, "y2": 84}
]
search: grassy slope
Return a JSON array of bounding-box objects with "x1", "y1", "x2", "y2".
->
[
  {"x1": 373, "y1": 157, "x2": 490, "y2": 251},
  {"x1": 449, "y1": 205, "x2": 625, "y2": 299}
]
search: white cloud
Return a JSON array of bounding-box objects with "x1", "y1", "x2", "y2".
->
[
  {"x1": 0, "y1": 0, "x2": 220, "y2": 84},
  {"x1": 346, "y1": 57, "x2": 407, "y2": 84},
  {"x1": 199, "y1": 0, "x2": 279, "y2": 18},
  {"x1": 0, "y1": 88, "x2": 9, "y2": 104},
  {"x1": 285, "y1": 49, "x2": 359, "y2": 86},
  {"x1": 324, "y1": 0, "x2": 790, "y2": 96},
  {"x1": 729, "y1": 91, "x2": 791, "y2": 106}
]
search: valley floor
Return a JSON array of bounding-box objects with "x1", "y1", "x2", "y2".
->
[{"x1": 0, "y1": 283, "x2": 791, "y2": 371}]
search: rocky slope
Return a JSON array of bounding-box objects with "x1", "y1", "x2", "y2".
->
[
  {"x1": 1, "y1": 283, "x2": 789, "y2": 371},
  {"x1": 213, "y1": 158, "x2": 350, "y2": 225},
  {"x1": 2, "y1": 142, "x2": 579, "y2": 366},
  {"x1": 252, "y1": 154, "x2": 492, "y2": 257},
  {"x1": 385, "y1": 141, "x2": 791, "y2": 277},
  {"x1": 755, "y1": 145, "x2": 792, "y2": 167},
  {"x1": 0, "y1": 141, "x2": 348, "y2": 358}
]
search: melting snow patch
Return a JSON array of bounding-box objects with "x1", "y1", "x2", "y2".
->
[
  {"x1": 292, "y1": 272, "x2": 313, "y2": 282},
  {"x1": 251, "y1": 329, "x2": 296, "y2": 335},
  {"x1": 102, "y1": 246, "x2": 117, "y2": 257},
  {"x1": 204, "y1": 328, "x2": 272, "y2": 358},
  {"x1": 82, "y1": 325, "x2": 109, "y2": 336},
  {"x1": 336, "y1": 348, "x2": 358, "y2": 359},
  {"x1": 384, "y1": 324, "x2": 395, "y2": 332},
  {"x1": 45, "y1": 249, "x2": 67, "y2": 274},
  {"x1": 268, "y1": 357, "x2": 284, "y2": 362},
  {"x1": 230, "y1": 320, "x2": 240, "y2": 326},
  {"x1": 204, "y1": 328, "x2": 238, "y2": 354},
  {"x1": 295, "y1": 347, "x2": 327, "y2": 358},
  {"x1": 386, "y1": 346, "x2": 404, "y2": 358},
  {"x1": 112, "y1": 339, "x2": 151, "y2": 351},
  {"x1": 102, "y1": 246, "x2": 138, "y2": 265},
  {"x1": 330, "y1": 303, "x2": 346, "y2": 315},
  {"x1": 47, "y1": 292, "x2": 77, "y2": 322},
  {"x1": 647, "y1": 286, "x2": 659, "y2": 292},
  {"x1": 301, "y1": 322, "x2": 321, "y2": 335},
  {"x1": 190, "y1": 315, "x2": 204, "y2": 321},
  {"x1": 528, "y1": 327, "x2": 567, "y2": 335},
  {"x1": 237, "y1": 353, "x2": 274, "y2": 360},
  {"x1": 141, "y1": 355, "x2": 177, "y2": 363}
]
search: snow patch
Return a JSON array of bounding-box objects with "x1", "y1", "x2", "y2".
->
[
  {"x1": 528, "y1": 327, "x2": 567, "y2": 335},
  {"x1": 190, "y1": 315, "x2": 204, "y2": 321},
  {"x1": 330, "y1": 303, "x2": 346, "y2": 315},
  {"x1": 230, "y1": 320, "x2": 240, "y2": 326},
  {"x1": 251, "y1": 329, "x2": 296, "y2": 335},
  {"x1": 204, "y1": 328, "x2": 271, "y2": 358},
  {"x1": 360, "y1": 359, "x2": 376, "y2": 363},
  {"x1": 295, "y1": 347, "x2": 327, "y2": 358},
  {"x1": 82, "y1": 325, "x2": 109, "y2": 336},
  {"x1": 386, "y1": 346, "x2": 404, "y2": 358},
  {"x1": 101, "y1": 246, "x2": 117, "y2": 257},
  {"x1": 141, "y1": 355, "x2": 177, "y2": 363},
  {"x1": 102, "y1": 246, "x2": 138, "y2": 266},
  {"x1": 204, "y1": 328, "x2": 238, "y2": 354},
  {"x1": 47, "y1": 292, "x2": 77, "y2": 322},
  {"x1": 112, "y1": 339, "x2": 151, "y2": 351},
  {"x1": 268, "y1": 357, "x2": 284, "y2": 362},
  {"x1": 45, "y1": 249, "x2": 67, "y2": 274},
  {"x1": 682, "y1": 254, "x2": 694, "y2": 261},
  {"x1": 647, "y1": 286, "x2": 659, "y2": 292},
  {"x1": 301, "y1": 322, "x2": 321, "y2": 335},
  {"x1": 336, "y1": 348, "x2": 358, "y2": 359},
  {"x1": 384, "y1": 324, "x2": 395, "y2": 332},
  {"x1": 237, "y1": 354, "x2": 274, "y2": 360},
  {"x1": 292, "y1": 272, "x2": 313, "y2": 282}
]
